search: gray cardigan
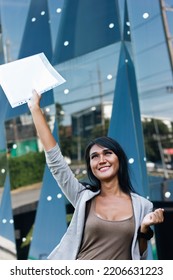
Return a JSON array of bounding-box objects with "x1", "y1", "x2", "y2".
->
[{"x1": 45, "y1": 144, "x2": 153, "y2": 260}]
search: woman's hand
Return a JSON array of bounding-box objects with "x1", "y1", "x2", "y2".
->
[
  {"x1": 141, "y1": 208, "x2": 164, "y2": 232},
  {"x1": 28, "y1": 89, "x2": 41, "y2": 112},
  {"x1": 138, "y1": 208, "x2": 164, "y2": 256}
]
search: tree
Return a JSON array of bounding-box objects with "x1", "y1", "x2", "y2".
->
[{"x1": 142, "y1": 118, "x2": 173, "y2": 162}]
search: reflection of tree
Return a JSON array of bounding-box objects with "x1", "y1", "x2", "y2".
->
[
  {"x1": 142, "y1": 118, "x2": 173, "y2": 162},
  {"x1": 56, "y1": 106, "x2": 173, "y2": 168},
  {"x1": 56, "y1": 101, "x2": 110, "y2": 162},
  {"x1": 56, "y1": 103, "x2": 78, "y2": 160},
  {"x1": 90, "y1": 119, "x2": 109, "y2": 139},
  {"x1": 55, "y1": 103, "x2": 64, "y2": 125},
  {"x1": 0, "y1": 152, "x2": 7, "y2": 187}
]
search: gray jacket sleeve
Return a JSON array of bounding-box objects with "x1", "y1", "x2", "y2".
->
[{"x1": 45, "y1": 143, "x2": 86, "y2": 207}]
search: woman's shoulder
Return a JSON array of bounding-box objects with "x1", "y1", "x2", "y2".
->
[{"x1": 131, "y1": 192, "x2": 153, "y2": 206}]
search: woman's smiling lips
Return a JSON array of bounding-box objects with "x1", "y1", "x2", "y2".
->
[{"x1": 98, "y1": 166, "x2": 110, "y2": 172}]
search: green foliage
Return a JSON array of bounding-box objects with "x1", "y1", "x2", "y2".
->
[
  {"x1": 142, "y1": 118, "x2": 173, "y2": 162},
  {"x1": 21, "y1": 225, "x2": 34, "y2": 249},
  {"x1": 0, "y1": 152, "x2": 7, "y2": 187},
  {"x1": 8, "y1": 151, "x2": 45, "y2": 189}
]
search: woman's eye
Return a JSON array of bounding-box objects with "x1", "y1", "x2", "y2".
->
[
  {"x1": 90, "y1": 154, "x2": 98, "y2": 159},
  {"x1": 91, "y1": 154, "x2": 98, "y2": 159},
  {"x1": 105, "y1": 151, "x2": 112, "y2": 155}
]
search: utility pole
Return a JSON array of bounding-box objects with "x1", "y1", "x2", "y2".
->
[
  {"x1": 97, "y1": 64, "x2": 105, "y2": 133},
  {"x1": 159, "y1": 0, "x2": 173, "y2": 75},
  {"x1": 5, "y1": 39, "x2": 19, "y2": 144},
  {"x1": 153, "y1": 118, "x2": 169, "y2": 179}
]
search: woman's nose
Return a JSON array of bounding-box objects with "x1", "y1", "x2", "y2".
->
[{"x1": 99, "y1": 154, "x2": 106, "y2": 163}]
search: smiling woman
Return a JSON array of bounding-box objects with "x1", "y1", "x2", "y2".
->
[
  {"x1": 28, "y1": 90, "x2": 164, "y2": 260},
  {"x1": 89, "y1": 146, "x2": 119, "y2": 183}
]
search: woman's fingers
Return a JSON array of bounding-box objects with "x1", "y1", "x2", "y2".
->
[
  {"x1": 28, "y1": 89, "x2": 41, "y2": 110},
  {"x1": 153, "y1": 208, "x2": 164, "y2": 223},
  {"x1": 149, "y1": 208, "x2": 164, "y2": 224}
]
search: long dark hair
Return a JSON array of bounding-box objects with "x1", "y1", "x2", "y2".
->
[{"x1": 84, "y1": 136, "x2": 136, "y2": 194}]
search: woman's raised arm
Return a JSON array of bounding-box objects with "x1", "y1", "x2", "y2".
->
[{"x1": 28, "y1": 90, "x2": 56, "y2": 151}]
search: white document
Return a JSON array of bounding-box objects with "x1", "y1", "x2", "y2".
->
[{"x1": 0, "y1": 52, "x2": 66, "y2": 108}]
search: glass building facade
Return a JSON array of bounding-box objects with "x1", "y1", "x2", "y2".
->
[{"x1": 0, "y1": 0, "x2": 173, "y2": 260}]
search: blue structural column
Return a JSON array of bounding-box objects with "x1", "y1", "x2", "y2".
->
[
  {"x1": 0, "y1": 174, "x2": 16, "y2": 259},
  {"x1": 18, "y1": 0, "x2": 52, "y2": 61},
  {"x1": 0, "y1": 15, "x2": 16, "y2": 260},
  {"x1": 52, "y1": 0, "x2": 121, "y2": 64},
  {"x1": 28, "y1": 119, "x2": 67, "y2": 260},
  {"x1": 108, "y1": 0, "x2": 149, "y2": 197},
  {"x1": 108, "y1": 0, "x2": 152, "y2": 259},
  {"x1": 108, "y1": 43, "x2": 149, "y2": 196}
]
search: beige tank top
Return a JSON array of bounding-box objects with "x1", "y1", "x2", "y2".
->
[{"x1": 77, "y1": 199, "x2": 135, "y2": 260}]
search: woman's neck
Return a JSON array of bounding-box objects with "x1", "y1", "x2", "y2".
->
[{"x1": 100, "y1": 179, "x2": 123, "y2": 197}]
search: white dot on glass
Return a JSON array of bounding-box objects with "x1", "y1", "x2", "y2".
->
[
  {"x1": 144, "y1": 157, "x2": 146, "y2": 162},
  {"x1": 9, "y1": 219, "x2": 14, "y2": 224},
  {"x1": 31, "y1": 17, "x2": 36, "y2": 22},
  {"x1": 125, "y1": 59, "x2": 128, "y2": 63},
  {"x1": 91, "y1": 106, "x2": 96, "y2": 111},
  {"x1": 64, "y1": 89, "x2": 69, "y2": 95},
  {"x1": 57, "y1": 193, "x2": 62, "y2": 199},
  {"x1": 22, "y1": 237, "x2": 26, "y2": 242},
  {"x1": 45, "y1": 107, "x2": 50, "y2": 113},
  {"x1": 56, "y1": 8, "x2": 62, "y2": 13},
  {"x1": 109, "y1": 23, "x2": 114, "y2": 29},
  {"x1": 127, "y1": 31, "x2": 130, "y2": 35},
  {"x1": 126, "y1": 21, "x2": 130, "y2": 26},
  {"x1": 41, "y1": 11, "x2": 45, "y2": 16},
  {"x1": 143, "y1": 12, "x2": 149, "y2": 19},
  {"x1": 47, "y1": 196, "x2": 52, "y2": 201},
  {"x1": 165, "y1": 191, "x2": 171, "y2": 198},
  {"x1": 1, "y1": 168, "x2": 5, "y2": 174},
  {"x1": 2, "y1": 219, "x2": 7, "y2": 224},
  {"x1": 64, "y1": 41, "x2": 69, "y2": 46},
  {"x1": 129, "y1": 158, "x2": 134, "y2": 164},
  {"x1": 13, "y1": 144, "x2": 17, "y2": 149},
  {"x1": 60, "y1": 110, "x2": 65, "y2": 115},
  {"x1": 107, "y1": 74, "x2": 113, "y2": 80}
]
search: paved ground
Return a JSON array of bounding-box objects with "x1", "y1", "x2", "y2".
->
[
  {"x1": 0, "y1": 183, "x2": 42, "y2": 260},
  {"x1": 0, "y1": 182, "x2": 42, "y2": 210}
]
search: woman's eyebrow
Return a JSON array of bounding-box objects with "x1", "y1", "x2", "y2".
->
[
  {"x1": 90, "y1": 148, "x2": 110, "y2": 157},
  {"x1": 89, "y1": 151, "x2": 98, "y2": 158}
]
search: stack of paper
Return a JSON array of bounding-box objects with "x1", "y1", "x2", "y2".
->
[{"x1": 0, "y1": 53, "x2": 66, "y2": 108}]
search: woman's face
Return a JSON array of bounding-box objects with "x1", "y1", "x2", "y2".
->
[{"x1": 89, "y1": 144, "x2": 119, "y2": 182}]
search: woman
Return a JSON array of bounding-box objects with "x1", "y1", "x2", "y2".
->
[{"x1": 28, "y1": 90, "x2": 164, "y2": 260}]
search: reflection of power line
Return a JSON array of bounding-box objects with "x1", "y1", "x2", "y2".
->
[
  {"x1": 136, "y1": 41, "x2": 166, "y2": 56},
  {"x1": 55, "y1": 73, "x2": 116, "y2": 95},
  {"x1": 57, "y1": 48, "x2": 120, "y2": 71},
  {"x1": 60, "y1": 90, "x2": 114, "y2": 107},
  {"x1": 132, "y1": 13, "x2": 160, "y2": 31},
  {"x1": 59, "y1": 63, "x2": 169, "y2": 96},
  {"x1": 138, "y1": 69, "x2": 171, "y2": 82},
  {"x1": 97, "y1": 64, "x2": 105, "y2": 132},
  {"x1": 140, "y1": 87, "x2": 171, "y2": 100}
]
